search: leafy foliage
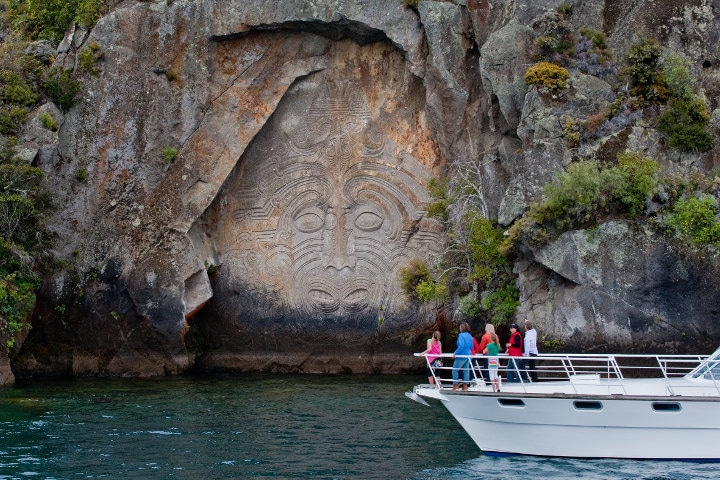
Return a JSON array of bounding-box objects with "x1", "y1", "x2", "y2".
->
[
  {"x1": 526, "y1": 152, "x2": 659, "y2": 241},
  {"x1": 426, "y1": 178, "x2": 450, "y2": 222},
  {"x1": 657, "y1": 97, "x2": 714, "y2": 152},
  {"x1": 7, "y1": 0, "x2": 111, "y2": 43},
  {"x1": 482, "y1": 283, "x2": 521, "y2": 327},
  {"x1": 0, "y1": 154, "x2": 48, "y2": 349},
  {"x1": 524, "y1": 61, "x2": 569, "y2": 90},
  {"x1": 40, "y1": 111, "x2": 58, "y2": 131},
  {"x1": 0, "y1": 70, "x2": 40, "y2": 106},
  {"x1": 399, "y1": 257, "x2": 432, "y2": 300},
  {"x1": 161, "y1": 147, "x2": 178, "y2": 163},
  {"x1": 621, "y1": 37, "x2": 668, "y2": 103},
  {"x1": 43, "y1": 68, "x2": 81, "y2": 112},
  {"x1": 78, "y1": 48, "x2": 99, "y2": 75},
  {"x1": 664, "y1": 196, "x2": 720, "y2": 247},
  {"x1": 463, "y1": 209, "x2": 507, "y2": 285},
  {"x1": 663, "y1": 52, "x2": 696, "y2": 101}
]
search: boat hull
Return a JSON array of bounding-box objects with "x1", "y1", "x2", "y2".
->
[{"x1": 416, "y1": 387, "x2": 720, "y2": 460}]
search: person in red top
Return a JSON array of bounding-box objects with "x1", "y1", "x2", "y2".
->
[{"x1": 505, "y1": 323, "x2": 524, "y2": 383}]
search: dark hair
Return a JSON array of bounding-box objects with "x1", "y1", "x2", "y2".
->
[{"x1": 509, "y1": 323, "x2": 519, "y2": 329}]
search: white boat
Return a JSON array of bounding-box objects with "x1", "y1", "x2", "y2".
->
[{"x1": 406, "y1": 347, "x2": 720, "y2": 460}]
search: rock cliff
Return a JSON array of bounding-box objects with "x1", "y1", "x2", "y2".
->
[{"x1": 5, "y1": 0, "x2": 720, "y2": 383}]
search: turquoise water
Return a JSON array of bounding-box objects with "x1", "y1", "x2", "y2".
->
[{"x1": 0, "y1": 374, "x2": 717, "y2": 479}]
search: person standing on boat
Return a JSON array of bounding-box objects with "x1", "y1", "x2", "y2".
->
[
  {"x1": 419, "y1": 331, "x2": 442, "y2": 386},
  {"x1": 476, "y1": 323, "x2": 497, "y2": 386},
  {"x1": 452, "y1": 322, "x2": 474, "y2": 390},
  {"x1": 483, "y1": 333, "x2": 501, "y2": 392},
  {"x1": 521, "y1": 320, "x2": 539, "y2": 382},
  {"x1": 505, "y1": 323, "x2": 524, "y2": 383}
]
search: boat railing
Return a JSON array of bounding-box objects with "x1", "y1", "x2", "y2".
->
[{"x1": 415, "y1": 352, "x2": 720, "y2": 395}]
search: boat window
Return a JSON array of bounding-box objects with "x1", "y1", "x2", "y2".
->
[
  {"x1": 704, "y1": 362, "x2": 720, "y2": 380},
  {"x1": 652, "y1": 402, "x2": 681, "y2": 412},
  {"x1": 497, "y1": 398, "x2": 525, "y2": 407},
  {"x1": 573, "y1": 400, "x2": 603, "y2": 410}
]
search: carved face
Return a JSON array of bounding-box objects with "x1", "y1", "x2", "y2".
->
[{"x1": 211, "y1": 79, "x2": 441, "y2": 331}]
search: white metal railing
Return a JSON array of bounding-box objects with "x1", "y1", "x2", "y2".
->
[{"x1": 414, "y1": 351, "x2": 720, "y2": 396}]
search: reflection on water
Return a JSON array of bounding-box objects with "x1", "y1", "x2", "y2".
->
[{"x1": 0, "y1": 374, "x2": 717, "y2": 479}]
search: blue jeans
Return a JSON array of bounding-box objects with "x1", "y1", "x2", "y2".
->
[
  {"x1": 452, "y1": 357, "x2": 471, "y2": 385},
  {"x1": 519, "y1": 354, "x2": 538, "y2": 382},
  {"x1": 506, "y1": 358, "x2": 521, "y2": 383}
]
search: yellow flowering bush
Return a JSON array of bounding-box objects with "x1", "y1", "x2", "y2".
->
[{"x1": 524, "y1": 62, "x2": 569, "y2": 90}]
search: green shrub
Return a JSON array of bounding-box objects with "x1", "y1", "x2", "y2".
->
[
  {"x1": 399, "y1": 258, "x2": 431, "y2": 300},
  {"x1": 426, "y1": 178, "x2": 450, "y2": 222},
  {"x1": 0, "y1": 264, "x2": 38, "y2": 350},
  {"x1": 612, "y1": 151, "x2": 660, "y2": 217},
  {"x1": 657, "y1": 97, "x2": 714, "y2": 152},
  {"x1": 578, "y1": 27, "x2": 611, "y2": 63},
  {"x1": 76, "y1": 0, "x2": 103, "y2": 28},
  {"x1": 663, "y1": 52, "x2": 696, "y2": 101},
  {"x1": 40, "y1": 111, "x2": 58, "y2": 131},
  {"x1": 78, "y1": 48, "x2": 99, "y2": 75},
  {"x1": 557, "y1": 3, "x2": 573, "y2": 15},
  {"x1": 74, "y1": 167, "x2": 88, "y2": 182},
  {"x1": 0, "y1": 70, "x2": 40, "y2": 106},
  {"x1": 0, "y1": 161, "x2": 47, "y2": 248},
  {"x1": 19, "y1": 0, "x2": 78, "y2": 42},
  {"x1": 0, "y1": 105, "x2": 29, "y2": 136},
  {"x1": 482, "y1": 283, "x2": 520, "y2": 328},
  {"x1": 464, "y1": 210, "x2": 507, "y2": 285},
  {"x1": 524, "y1": 62, "x2": 569, "y2": 90},
  {"x1": 458, "y1": 293, "x2": 481, "y2": 318},
  {"x1": 161, "y1": 147, "x2": 178, "y2": 163},
  {"x1": 43, "y1": 68, "x2": 81, "y2": 112},
  {"x1": 530, "y1": 153, "x2": 659, "y2": 238},
  {"x1": 578, "y1": 27, "x2": 607, "y2": 50},
  {"x1": 664, "y1": 195, "x2": 720, "y2": 246},
  {"x1": 621, "y1": 38, "x2": 668, "y2": 103},
  {"x1": 7, "y1": 0, "x2": 108, "y2": 42},
  {"x1": 415, "y1": 278, "x2": 448, "y2": 303},
  {"x1": 563, "y1": 118, "x2": 580, "y2": 147}
]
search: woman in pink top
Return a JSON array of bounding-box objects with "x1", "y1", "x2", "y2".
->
[{"x1": 419, "y1": 331, "x2": 442, "y2": 386}]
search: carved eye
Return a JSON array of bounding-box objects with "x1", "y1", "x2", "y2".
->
[
  {"x1": 309, "y1": 289, "x2": 338, "y2": 312},
  {"x1": 344, "y1": 288, "x2": 369, "y2": 305},
  {"x1": 354, "y1": 209, "x2": 384, "y2": 232},
  {"x1": 293, "y1": 206, "x2": 325, "y2": 233}
]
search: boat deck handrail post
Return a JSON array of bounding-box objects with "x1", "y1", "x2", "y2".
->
[{"x1": 608, "y1": 355, "x2": 627, "y2": 395}]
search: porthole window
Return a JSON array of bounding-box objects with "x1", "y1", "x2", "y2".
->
[
  {"x1": 652, "y1": 402, "x2": 681, "y2": 412},
  {"x1": 573, "y1": 400, "x2": 603, "y2": 410}
]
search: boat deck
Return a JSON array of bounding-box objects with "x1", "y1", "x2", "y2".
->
[{"x1": 418, "y1": 351, "x2": 720, "y2": 397}]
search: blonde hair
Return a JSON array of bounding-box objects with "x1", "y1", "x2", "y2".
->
[
  {"x1": 485, "y1": 323, "x2": 496, "y2": 334},
  {"x1": 490, "y1": 333, "x2": 499, "y2": 344}
]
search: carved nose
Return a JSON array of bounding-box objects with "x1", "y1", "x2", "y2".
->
[{"x1": 322, "y1": 208, "x2": 356, "y2": 271}]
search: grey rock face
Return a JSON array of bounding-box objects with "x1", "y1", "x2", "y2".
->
[
  {"x1": 6, "y1": 0, "x2": 720, "y2": 383},
  {"x1": 519, "y1": 222, "x2": 720, "y2": 353}
]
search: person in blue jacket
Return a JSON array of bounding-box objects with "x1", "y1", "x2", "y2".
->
[{"x1": 452, "y1": 322, "x2": 474, "y2": 390}]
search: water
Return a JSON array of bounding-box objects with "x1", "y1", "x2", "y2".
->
[{"x1": 0, "y1": 374, "x2": 717, "y2": 480}]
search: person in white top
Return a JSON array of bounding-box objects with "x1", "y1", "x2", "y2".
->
[{"x1": 522, "y1": 320, "x2": 539, "y2": 382}]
